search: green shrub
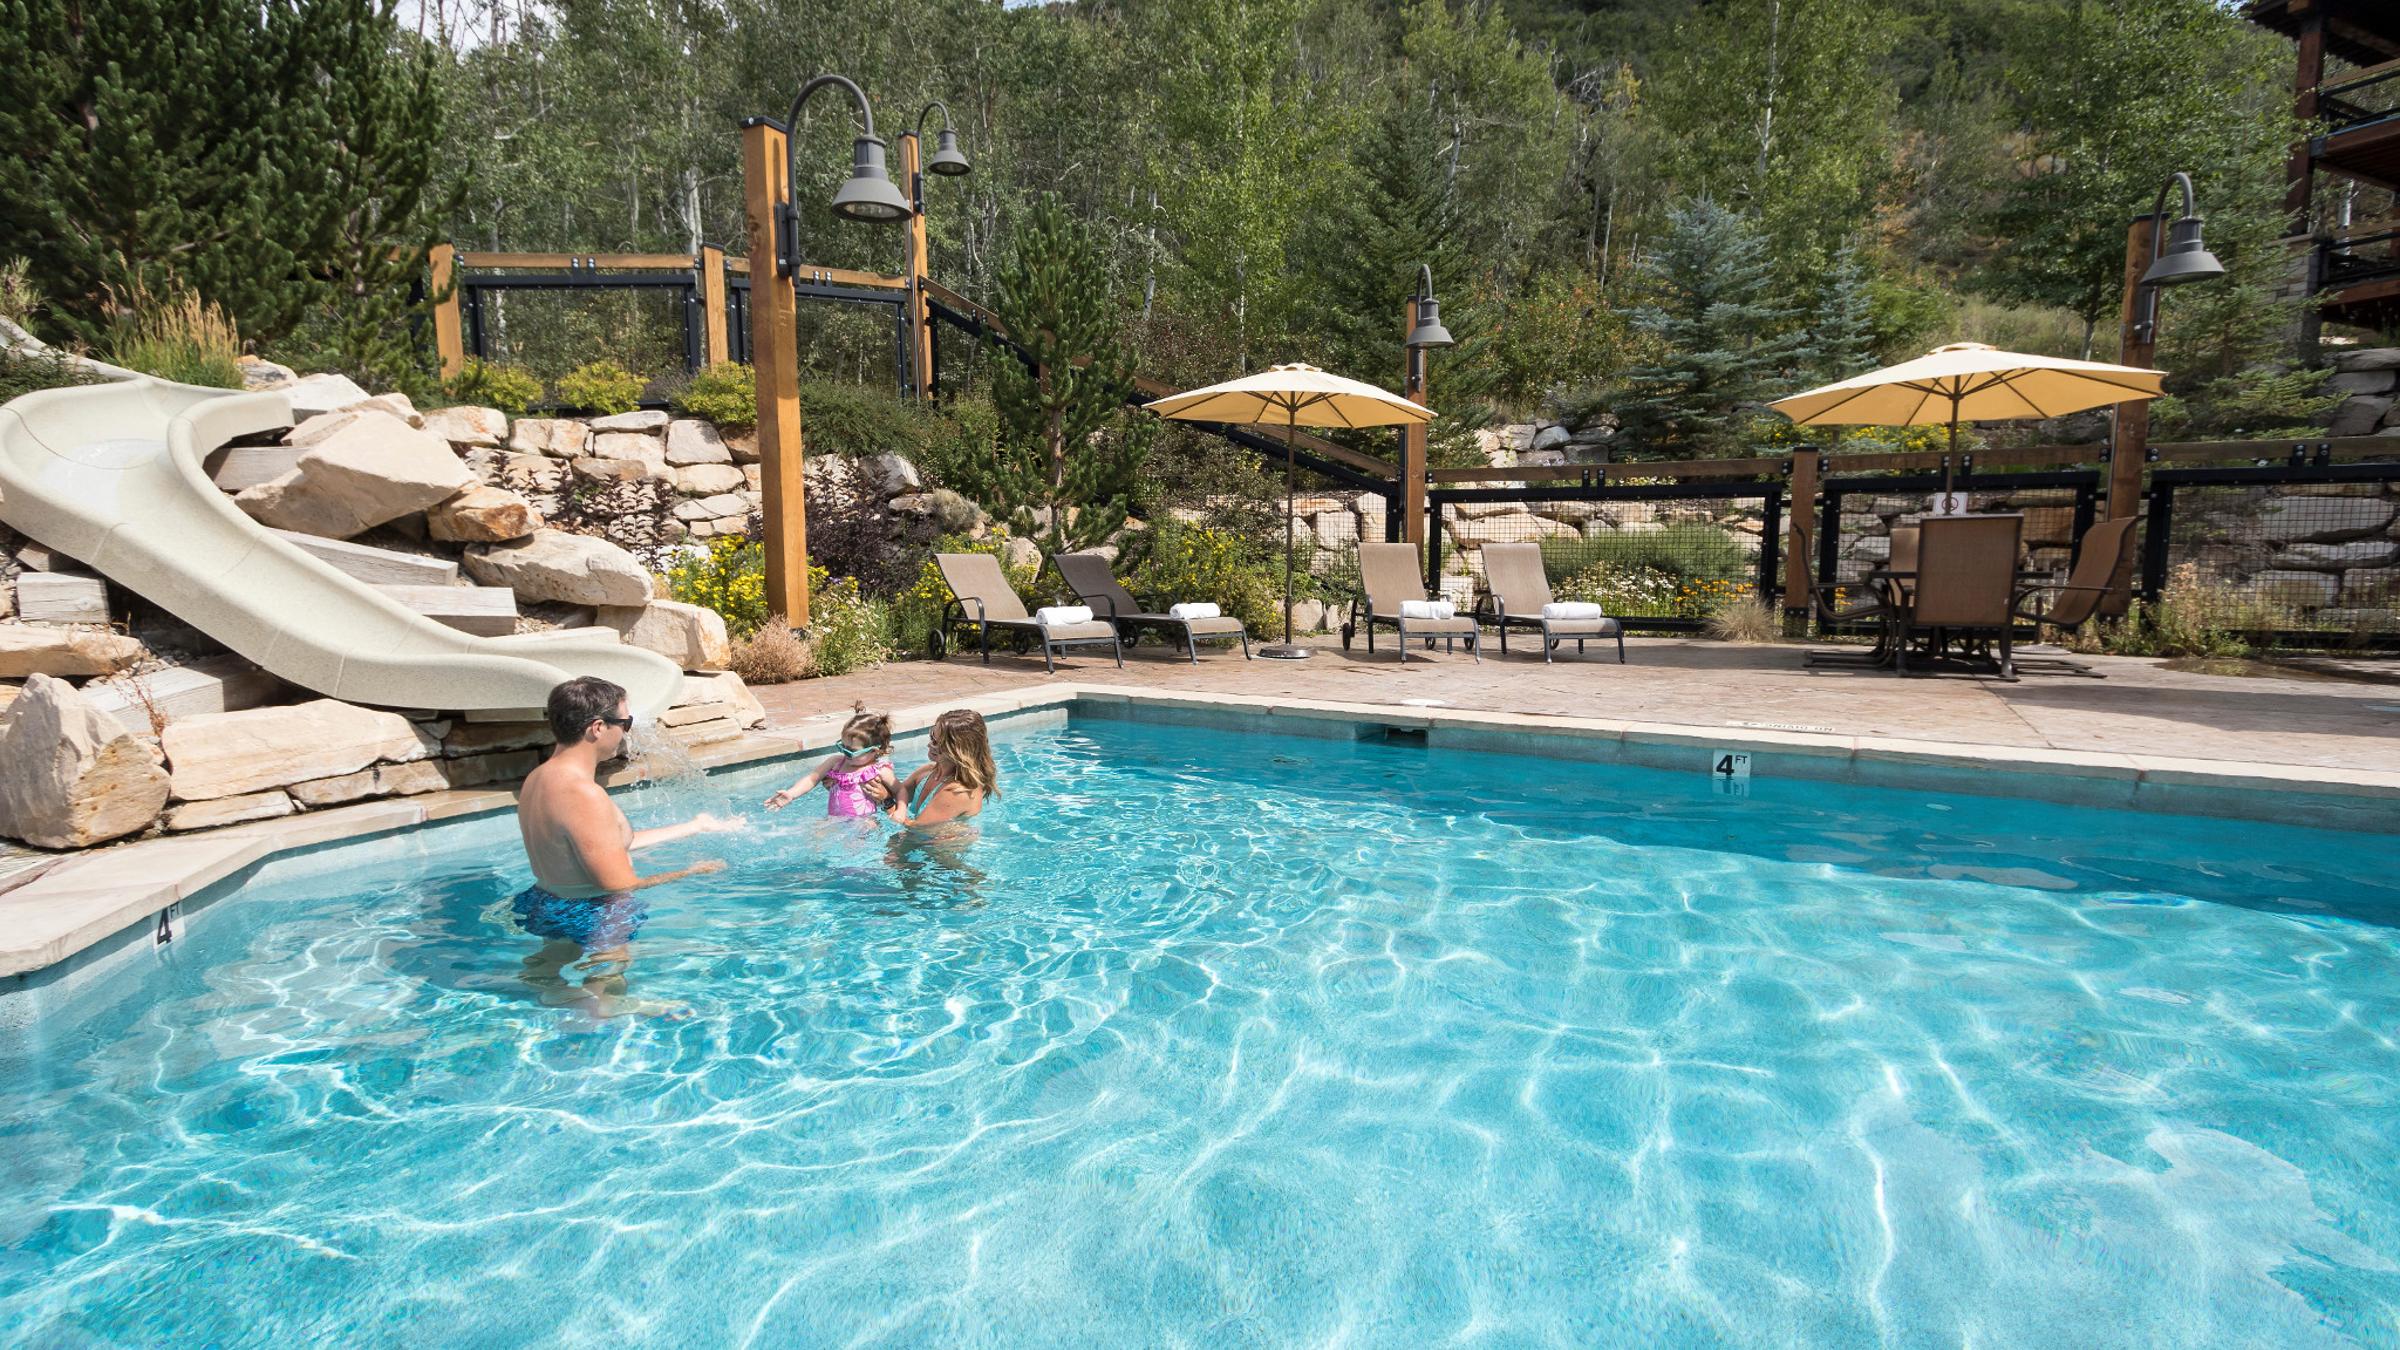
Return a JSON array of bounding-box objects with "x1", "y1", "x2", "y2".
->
[
  {"x1": 2094, "y1": 563, "x2": 2265, "y2": 660},
  {"x1": 1124, "y1": 519, "x2": 1289, "y2": 640},
  {"x1": 445, "y1": 358, "x2": 543, "y2": 415},
  {"x1": 554, "y1": 359, "x2": 645, "y2": 415},
  {"x1": 106, "y1": 285, "x2": 243, "y2": 388},
  {"x1": 800, "y1": 379, "x2": 943, "y2": 458},
  {"x1": 663, "y1": 535, "x2": 769, "y2": 638},
  {"x1": 0, "y1": 346, "x2": 105, "y2": 403},
  {"x1": 806, "y1": 566, "x2": 893, "y2": 677},
  {"x1": 0, "y1": 257, "x2": 40, "y2": 328},
  {"x1": 672, "y1": 362, "x2": 756, "y2": 430},
  {"x1": 1539, "y1": 523, "x2": 1751, "y2": 584}
]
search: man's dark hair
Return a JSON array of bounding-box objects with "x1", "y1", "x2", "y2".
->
[{"x1": 547, "y1": 676, "x2": 629, "y2": 745}]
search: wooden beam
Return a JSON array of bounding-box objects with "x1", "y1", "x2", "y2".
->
[
  {"x1": 1399, "y1": 297, "x2": 1427, "y2": 548},
  {"x1": 1782, "y1": 446, "x2": 1819, "y2": 618},
  {"x1": 2291, "y1": 8, "x2": 2327, "y2": 230},
  {"x1": 428, "y1": 243, "x2": 465, "y2": 382},
  {"x1": 788, "y1": 265, "x2": 908, "y2": 291},
  {"x1": 455, "y1": 251, "x2": 699, "y2": 270},
  {"x1": 742, "y1": 120, "x2": 810, "y2": 627},
  {"x1": 2111, "y1": 214, "x2": 2160, "y2": 528},
  {"x1": 901, "y1": 133, "x2": 934, "y2": 400},
  {"x1": 699, "y1": 245, "x2": 729, "y2": 367}
]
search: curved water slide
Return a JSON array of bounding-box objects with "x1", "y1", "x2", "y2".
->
[{"x1": 0, "y1": 376, "x2": 685, "y2": 720}]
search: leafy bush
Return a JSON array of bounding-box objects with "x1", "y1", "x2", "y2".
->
[
  {"x1": 446, "y1": 358, "x2": 543, "y2": 415},
  {"x1": 106, "y1": 285, "x2": 242, "y2": 388},
  {"x1": 806, "y1": 566, "x2": 893, "y2": 677},
  {"x1": 672, "y1": 362, "x2": 755, "y2": 430},
  {"x1": 730, "y1": 616, "x2": 815, "y2": 684},
  {"x1": 799, "y1": 379, "x2": 943, "y2": 458},
  {"x1": 2091, "y1": 563, "x2": 2268, "y2": 659},
  {"x1": 912, "y1": 394, "x2": 1006, "y2": 500},
  {"x1": 664, "y1": 535, "x2": 770, "y2": 638},
  {"x1": 1123, "y1": 519, "x2": 1288, "y2": 640},
  {"x1": 554, "y1": 359, "x2": 645, "y2": 415},
  {"x1": 806, "y1": 471, "x2": 939, "y2": 598},
  {"x1": 1539, "y1": 523, "x2": 1751, "y2": 584}
]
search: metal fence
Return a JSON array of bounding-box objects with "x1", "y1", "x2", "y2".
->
[
  {"x1": 1817, "y1": 469, "x2": 2101, "y2": 589},
  {"x1": 1425, "y1": 478, "x2": 1786, "y2": 631},
  {"x1": 2140, "y1": 456, "x2": 2400, "y2": 647}
]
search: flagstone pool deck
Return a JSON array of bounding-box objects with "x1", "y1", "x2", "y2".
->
[{"x1": 7, "y1": 636, "x2": 2399, "y2": 988}]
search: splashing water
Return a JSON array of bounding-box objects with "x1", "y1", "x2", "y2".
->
[{"x1": 618, "y1": 722, "x2": 719, "y2": 819}]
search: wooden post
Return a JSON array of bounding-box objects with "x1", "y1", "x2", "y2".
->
[
  {"x1": 2108, "y1": 213, "x2": 2160, "y2": 608},
  {"x1": 699, "y1": 245, "x2": 729, "y2": 367},
  {"x1": 2286, "y1": 6, "x2": 2324, "y2": 233},
  {"x1": 1783, "y1": 445, "x2": 1820, "y2": 629},
  {"x1": 741, "y1": 119, "x2": 810, "y2": 628},
  {"x1": 428, "y1": 243, "x2": 465, "y2": 382},
  {"x1": 901, "y1": 133, "x2": 935, "y2": 400},
  {"x1": 1399, "y1": 299, "x2": 1428, "y2": 550}
]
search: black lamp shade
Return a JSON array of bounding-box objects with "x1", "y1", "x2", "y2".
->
[
  {"x1": 2141, "y1": 215, "x2": 2225, "y2": 287},
  {"x1": 1406, "y1": 294, "x2": 1454, "y2": 349},
  {"x1": 832, "y1": 135, "x2": 913, "y2": 222},
  {"x1": 927, "y1": 127, "x2": 971, "y2": 176}
]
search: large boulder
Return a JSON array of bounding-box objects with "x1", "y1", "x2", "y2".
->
[
  {"x1": 160, "y1": 698, "x2": 440, "y2": 801},
  {"x1": 0, "y1": 675, "x2": 170, "y2": 848},
  {"x1": 510, "y1": 418, "x2": 590, "y2": 459},
  {"x1": 598, "y1": 599, "x2": 731, "y2": 671},
  {"x1": 2258, "y1": 495, "x2": 2397, "y2": 544},
  {"x1": 855, "y1": 452, "x2": 921, "y2": 497},
  {"x1": 421, "y1": 405, "x2": 508, "y2": 447},
  {"x1": 2327, "y1": 396, "x2": 2392, "y2": 437},
  {"x1": 341, "y1": 393, "x2": 422, "y2": 427},
  {"x1": 671, "y1": 463, "x2": 747, "y2": 496},
  {"x1": 2332, "y1": 347, "x2": 2400, "y2": 373},
  {"x1": 237, "y1": 355, "x2": 298, "y2": 390},
  {"x1": 427, "y1": 485, "x2": 543, "y2": 543},
  {"x1": 0, "y1": 625, "x2": 147, "y2": 678},
  {"x1": 2248, "y1": 569, "x2": 2340, "y2": 608},
  {"x1": 590, "y1": 432, "x2": 667, "y2": 473},
  {"x1": 672, "y1": 492, "x2": 748, "y2": 523},
  {"x1": 664, "y1": 419, "x2": 731, "y2": 466},
  {"x1": 681, "y1": 671, "x2": 767, "y2": 729},
  {"x1": 236, "y1": 412, "x2": 476, "y2": 539},
  {"x1": 463, "y1": 529, "x2": 653, "y2": 606},
  {"x1": 283, "y1": 372, "x2": 372, "y2": 418},
  {"x1": 2279, "y1": 539, "x2": 2399, "y2": 571}
]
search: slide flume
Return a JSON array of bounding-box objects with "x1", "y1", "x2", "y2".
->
[{"x1": 0, "y1": 376, "x2": 684, "y2": 720}]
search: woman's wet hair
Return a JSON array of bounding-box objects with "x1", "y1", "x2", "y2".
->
[
  {"x1": 547, "y1": 676, "x2": 628, "y2": 744},
  {"x1": 928, "y1": 709, "x2": 998, "y2": 797},
  {"x1": 842, "y1": 701, "x2": 892, "y2": 751}
]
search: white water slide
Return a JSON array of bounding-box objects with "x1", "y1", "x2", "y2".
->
[{"x1": 0, "y1": 376, "x2": 684, "y2": 719}]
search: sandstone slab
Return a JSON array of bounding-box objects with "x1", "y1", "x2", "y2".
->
[
  {"x1": 421, "y1": 405, "x2": 508, "y2": 447},
  {"x1": 271, "y1": 530, "x2": 459, "y2": 586},
  {"x1": 288, "y1": 758, "x2": 453, "y2": 807},
  {"x1": 283, "y1": 372, "x2": 372, "y2": 418},
  {"x1": 855, "y1": 452, "x2": 921, "y2": 497},
  {"x1": 84, "y1": 657, "x2": 281, "y2": 728},
  {"x1": 2279, "y1": 539, "x2": 2399, "y2": 571},
  {"x1": 342, "y1": 393, "x2": 422, "y2": 427},
  {"x1": 161, "y1": 699, "x2": 439, "y2": 801},
  {"x1": 164, "y1": 790, "x2": 296, "y2": 832},
  {"x1": 591, "y1": 431, "x2": 667, "y2": 471},
  {"x1": 510, "y1": 418, "x2": 589, "y2": 459},
  {"x1": 0, "y1": 675, "x2": 169, "y2": 848},
  {"x1": 590, "y1": 410, "x2": 668, "y2": 433},
  {"x1": 427, "y1": 485, "x2": 542, "y2": 543},
  {"x1": 671, "y1": 463, "x2": 747, "y2": 496},
  {"x1": 236, "y1": 412, "x2": 476, "y2": 539},
  {"x1": 2258, "y1": 495, "x2": 2397, "y2": 544},
  {"x1": 679, "y1": 672, "x2": 766, "y2": 729},
  {"x1": 15, "y1": 572, "x2": 110, "y2": 624},
  {"x1": 598, "y1": 600, "x2": 731, "y2": 672},
  {"x1": 463, "y1": 529, "x2": 653, "y2": 606},
  {"x1": 664, "y1": 419, "x2": 731, "y2": 466},
  {"x1": 0, "y1": 625, "x2": 146, "y2": 678}
]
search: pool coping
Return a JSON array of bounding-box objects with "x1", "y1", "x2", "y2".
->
[{"x1": 5, "y1": 680, "x2": 2398, "y2": 984}]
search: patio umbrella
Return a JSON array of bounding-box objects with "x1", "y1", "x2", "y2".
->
[
  {"x1": 1770, "y1": 342, "x2": 2165, "y2": 511},
  {"x1": 1145, "y1": 362, "x2": 1433, "y2": 659}
]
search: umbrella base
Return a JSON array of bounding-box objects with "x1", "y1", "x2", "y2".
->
[{"x1": 1257, "y1": 644, "x2": 1313, "y2": 661}]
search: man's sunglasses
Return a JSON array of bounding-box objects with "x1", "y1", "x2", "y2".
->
[{"x1": 596, "y1": 715, "x2": 635, "y2": 731}]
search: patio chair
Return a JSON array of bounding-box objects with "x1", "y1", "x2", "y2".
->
[
  {"x1": 933, "y1": 551, "x2": 1123, "y2": 673},
  {"x1": 1892, "y1": 514, "x2": 2024, "y2": 678},
  {"x1": 1053, "y1": 551, "x2": 1251, "y2": 662},
  {"x1": 1342, "y1": 542, "x2": 1480, "y2": 663},
  {"x1": 1802, "y1": 525, "x2": 1917, "y2": 668},
  {"x1": 1474, "y1": 542, "x2": 1624, "y2": 663},
  {"x1": 2006, "y1": 515, "x2": 2139, "y2": 677}
]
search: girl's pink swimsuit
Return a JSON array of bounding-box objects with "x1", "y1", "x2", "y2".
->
[{"x1": 824, "y1": 760, "x2": 887, "y2": 817}]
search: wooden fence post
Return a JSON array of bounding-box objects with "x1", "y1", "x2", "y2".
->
[
  {"x1": 742, "y1": 119, "x2": 810, "y2": 628},
  {"x1": 1399, "y1": 297, "x2": 1428, "y2": 550},
  {"x1": 428, "y1": 243, "x2": 465, "y2": 382},
  {"x1": 1783, "y1": 446, "x2": 1819, "y2": 631},
  {"x1": 2108, "y1": 213, "x2": 2160, "y2": 607},
  {"x1": 901, "y1": 133, "x2": 935, "y2": 400},
  {"x1": 699, "y1": 245, "x2": 729, "y2": 368}
]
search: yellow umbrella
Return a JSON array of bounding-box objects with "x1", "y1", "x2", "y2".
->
[
  {"x1": 1145, "y1": 362, "x2": 1433, "y2": 659},
  {"x1": 1770, "y1": 341, "x2": 2165, "y2": 509}
]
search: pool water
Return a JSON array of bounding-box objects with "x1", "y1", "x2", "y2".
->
[{"x1": 4, "y1": 716, "x2": 2399, "y2": 1347}]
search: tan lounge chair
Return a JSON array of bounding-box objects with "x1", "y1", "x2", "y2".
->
[
  {"x1": 934, "y1": 551, "x2": 1122, "y2": 673},
  {"x1": 1053, "y1": 551, "x2": 1250, "y2": 662},
  {"x1": 1475, "y1": 542, "x2": 1624, "y2": 663},
  {"x1": 1342, "y1": 542, "x2": 1480, "y2": 663}
]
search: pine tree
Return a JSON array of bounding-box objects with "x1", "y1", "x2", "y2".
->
[
  {"x1": 0, "y1": 0, "x2": 448, "y2": 372},
  {"x1": 1811, "y1": 239, "x2": 1876, "y2": 381},
  {"x1": 987, "y1": 195, "x2": 1149, "y2": 556},
  {"x1": 1609, "y1": 198, "x2": 1815, "y2": 458}
]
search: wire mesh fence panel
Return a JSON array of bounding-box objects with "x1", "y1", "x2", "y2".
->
[
  {"x1": 467, "y1": 285, "x2": 695, "y2": 397},
  {"x1": 1430, "y1": 482, "x2": 1784, "y2": 630},
  {"x1": 1818, "y1": 470, "x2": 2098, "y2": 595},
  {"x1": 2142, "y1": 465, "x2": 2400, "y2": 646}
]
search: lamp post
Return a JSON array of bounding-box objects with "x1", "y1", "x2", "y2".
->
[
  {"x1": 2107, "y1": 173, "x2": 2226, "y2": 606},
  {"x1": 739, "y1": 75, "x2": 912, "y2": 628},
  {"x1": 900, "y1": 101, "x2": 973, "y2": 402},
  {"x1": 1399, "y1": 264, "x2": 1453, "y2": 554}
]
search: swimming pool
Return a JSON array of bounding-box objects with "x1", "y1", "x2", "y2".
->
[{"x1": 4, "y1": 711, "x2": 2398, "y2": 1346}]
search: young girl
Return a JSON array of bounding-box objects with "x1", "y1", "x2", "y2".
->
[
  {"x1": 764, "y1": 703, "x2": 897, "y2": 818},
  {"x1": 873, "y1": 709, "x2": 998, "y2": 829}
]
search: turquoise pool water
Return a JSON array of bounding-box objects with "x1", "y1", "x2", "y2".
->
[{"x1": 3, "y1": 714, "x2": 2399, "y2": 1347}]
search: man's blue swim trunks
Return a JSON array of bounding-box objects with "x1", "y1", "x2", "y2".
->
[{"x1": 512, "y1": 885, "x2": 649, "y2": 950}]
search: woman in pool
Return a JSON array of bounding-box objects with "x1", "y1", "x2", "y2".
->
[
  {"x1": 762, "y1": 702, "x2": 897, "y2": 818},
  {"x1": 867, "y1": 708, "x2": 997, "y2": 829}
]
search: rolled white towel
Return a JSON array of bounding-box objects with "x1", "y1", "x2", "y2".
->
[
  {"x1": 1541, "y1": 601, "x2": 1606, "y2": 620},
  {"x1": 1399, "y1": 599, "x2": 1455, "y2": 620},
  {"x1": 1167, "y1": 602, "x2": 1222, "y2": 621},
  {"x1": 1034, "y1": 605, "x2": 1094, "y2": 627}
]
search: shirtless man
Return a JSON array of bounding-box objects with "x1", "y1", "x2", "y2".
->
[{"x1": 513, "y1": 676, "x2": 739, "y2": 1017}]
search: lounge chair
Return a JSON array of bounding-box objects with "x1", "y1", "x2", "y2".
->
[
  {"x1": 1053, "y1": 551, "x2": 1251, "y2": 662},
  {"x1": 1891, "y1": 514, "x2": 2024, "y2": 678},
  {"x1": 933, "y1": 551, "x2": 1123, "y2": 673},
  {"x1": 1342, "y1": 542, "x2": 1480, "y2": 663},
  {"x1": 1474, "y1": 542, "x2": 1624, "y2": 662}
]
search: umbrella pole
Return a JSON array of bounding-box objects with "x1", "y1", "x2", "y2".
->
[
  {"x1": 1262, "y1": 416, "x2": 1311, "y2": 659},
  {"x1": 1943, "y1": 396, "x2": 1961, "y2": 514}
]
